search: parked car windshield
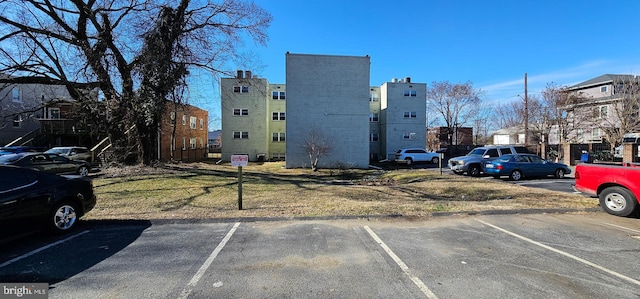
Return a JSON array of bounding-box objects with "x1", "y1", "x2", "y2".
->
[{"x1": 467, "y1": 148, "x2": 486, "y2": 156}]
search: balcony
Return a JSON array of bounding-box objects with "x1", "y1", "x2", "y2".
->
[{"x1": 39, "y1": 119, "x2": 86, "y2": 135}]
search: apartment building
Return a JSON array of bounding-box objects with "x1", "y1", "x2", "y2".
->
[
  {"x1": 0, "y1": 75, "x2": 74, "y2": 145},
  {"x1": 160, "y1": 101, "x2": 208, "y2": 162},
  {"x1": 560, "y1": 74, "x2": 640, "y2": 145},
  {"x1": 220, "y1": 53, "x2": 427, "y2": 168}
]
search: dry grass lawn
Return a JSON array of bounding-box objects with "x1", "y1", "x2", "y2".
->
[{"x1": 86, "y1": 161, "x2": 597, "y2": 221}]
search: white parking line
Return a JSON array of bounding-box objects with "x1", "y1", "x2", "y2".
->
[
  {"x1": 178, "y1": 222, "x2": 240, "y2": 299},
  {"x1": 601, "y1": 222, "x2": 640, "y2": 234},
  {"x1": 364, "y1": 226, "x2": 438, "y2": 299},
  {"x1": 476, "y1": 219, "x2": 640, "y2": 287},
  {"x1": 0, "y1": 230, "x2": 90, "y2": 268}
]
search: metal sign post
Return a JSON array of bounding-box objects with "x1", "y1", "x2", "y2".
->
[{"x1": 231, "y1": 155, "x2": 249, "y2": 210}]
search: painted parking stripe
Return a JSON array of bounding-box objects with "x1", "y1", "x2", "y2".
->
[
  {"x1": 476, "y1": 219, "x2": 640, "y2": 287},
  {"x1": 364, "y1": 226, "x2": 438, "y2": 299},
  {"x1": 0, "y1": 230, "x2": 90, "y2": 268},
  {"x1": 178, "y1": 222, "x2": 240, "y2": 299}
]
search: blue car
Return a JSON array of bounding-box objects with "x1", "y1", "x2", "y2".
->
[{"x1": 484, "y1": 153, "x2": 571, "y2": 181}]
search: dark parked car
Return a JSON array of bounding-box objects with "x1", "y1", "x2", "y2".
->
[
  {"x1": 484, "y1": 153, "x2": 571, "y2": 181},
  {"x1": 0, "y1": 152, "x2": 91, "y2": 176},
  {"x1": 0, "y1": 166, "x2": 96, "y2": 243}
]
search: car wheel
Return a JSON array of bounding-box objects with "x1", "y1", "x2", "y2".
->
[
  {"x1": 509, "y1": 170, "x2": 522, "y2": 181},
  {"x1": 78, "y1": 165, "x2": 89, "y2": 176},
  {"x1": 405, "y1": 158, "x2": 412, "y2": 165},
  {"x1": 599, "y1": 186, "x2": 639, "y2": 217},
  {"x1": 554, "y1": 169, "x2": 565, "y2": 178},
  {"x1": 468, "y1": 165, "x2": 481, "y2": 177},
  {"x1": 431, "y1": 157, "x2": 439, "y2": 164},
  {"x1": 48, "y1": 201, "x2": 79, "y2": 234}
]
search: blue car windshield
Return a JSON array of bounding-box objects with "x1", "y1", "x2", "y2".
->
[{"x1": 0, "y1": 154, "x2": 22, "y2": 163}]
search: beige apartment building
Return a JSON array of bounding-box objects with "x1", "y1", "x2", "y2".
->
[{"x1": 221, "y1": 54, "x2": 426, "y2": 167}]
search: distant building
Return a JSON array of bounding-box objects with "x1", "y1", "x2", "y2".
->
[
  {"x1": 159, "y1": 101, "x2": 208, "y2": 162},
  {"x1": 427, "y1": 126, "x2": 473, "y2": 150},
  {"x1": 220, "y1": 53, "x2": 428, "y2": 168},
  {"x1": 208, "y1": 130, "x2": 221, "y2": 151}
]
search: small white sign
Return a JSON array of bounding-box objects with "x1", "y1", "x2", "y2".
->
[{"x1": 231, "y1": 154, "x2": 249, "y2": 167}]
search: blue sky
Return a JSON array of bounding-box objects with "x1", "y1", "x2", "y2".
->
[{"x1": 202, "y1": 0, "x2": 640, "y2": 130}]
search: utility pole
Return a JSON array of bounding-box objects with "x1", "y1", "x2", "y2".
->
[{"x1": 524, "y1": 73, "x2": 529, "y2": 145}]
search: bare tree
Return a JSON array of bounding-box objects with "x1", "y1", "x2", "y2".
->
[
  {"x1": 302, "y1": 127, "x2": 333, "y2": 172},
  {"x1": 596, "y1": 76, "x2": 640, "y2": 147},
  {"x1": 426, "y1": 81, "x2": 482, "y2": 145},
  {"x1": 0, "y1": 0, "x2": 272, "y2": 164},
  {"x1": 540, "y1": 83, "x2": 576, "y2": 144}
]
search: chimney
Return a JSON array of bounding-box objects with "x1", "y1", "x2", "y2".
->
[
  {"x1": 405, "y1": 77, "x2": 411, "y2": 83},
  {"x1": 236, "y1": 70, "x2": 243, "y2": 79},
  {"x1": 245, "y1": 70, "x2": 252, "y2": 79}
]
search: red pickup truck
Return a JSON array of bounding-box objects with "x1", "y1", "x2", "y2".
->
[{"x1": 574, "y1": 163, "x2": 640, "y2": 217}]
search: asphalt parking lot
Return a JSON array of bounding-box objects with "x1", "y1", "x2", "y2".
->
[{"x1": 1, "y1": 213, "x2": 639, "y2": 298}]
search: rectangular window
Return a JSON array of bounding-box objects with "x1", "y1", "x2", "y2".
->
[
  {"x1": 49, "y1": 108, "x2": 61, "y2": 119},
  {"x1": 403, "y1": 90, "x2": 417, "y2": 97},
  {"x1": 199, "y1": 119, "x2": 204, "y2": 130},
  {"x1": 369, "y1": 93, "x2": 379, "y2": 102},
  {"x1": 592, "y1": 128, "x2": 601, "y2": 139},
  {"x1": 272, "y1": 132, "x2": 286, "y2": 142},
  {"x1": 599, "y1": 106, "x2": 608, "y2": 118},
  {"x1": 182, "y1": 115, "x2": 186, "y2": 125},
  {"x1": 403, "y1": 111, "x2": 417, "y2": 118},
  {"x1": 600, "y1": 86, "x2": 607, "y2": 93},
  {"x1": 182, "y1": 137, "x2": 186, "y2": 150},
  {"x1": 403, "y1": 132, "x2": 417, "y2": 140},
  {"x1": 272, "y1": 91, "x2": 285, "y2": 100},
  {"x1": 369, "y1": 113, "x2": 379, "y2": 122},
  {"x1": 233, "y1": 131, "x2": 249, "y2": 139},
  {"x1": 370, "y1": 133, "x2": 379, "y2": 142},
  {"x1": 11, "y1": 87, "x2": 20, "y2": 102},
  {"x1": 233, "y1": 86, "x2": 249, "y2": 93},
  {"x1": 190, "y1": 116, "x2": 197, "y2": 129},
  {"x1": 233, "y1": 108, "x2": 249, "y2": 116},
  {"x1": 190, "y1": 138, "x2": 197, "y2": 149},
  {"x1": 272, "y1": 112, "x2": 285, "y2": 120}
]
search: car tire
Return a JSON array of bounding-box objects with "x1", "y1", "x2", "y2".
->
[
  {"x1": 554, "y1": 169, "x2": 565, "y2": 179},
  {"x1": 599, "y1": 186, "x2": 639, "y2": 217},
  {"x1": 48, "y1": 201, "x2": 79, "y2": 234},
  {"x1": 405, "y1": 158, "x2": 413, "y2": 165},
  {"x1": 77, "y1": 165, "x2": 89, "y2": 176},
  {"x1": 431, "y1": 157, "x2": 439, "y2": 164},
  {"x1": 509, "y1": 170, "x2": 522, "y2": 181},
  {"x1": 468, "y1": 165, "x2": 481, "y2": 177}
]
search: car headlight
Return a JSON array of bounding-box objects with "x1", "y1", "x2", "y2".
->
[{"x1": 458, "y1": 161, "x2": 465, "y2": 165}]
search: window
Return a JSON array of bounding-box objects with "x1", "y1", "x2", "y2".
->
[
  {"x1": 199, "y1": 119, "x2": 204, "y2": 130},
  {"x1": 233, "y1": 86, "x2": 249, "y2": 93},
  {"x1": 272, "y1": 91, "x2": 285, "y2": 100},
  {"x1": 403, "y1": 132, "x2": 417, "y2": 140},
  {"x1": 272, "y1": 132, "x2": 286, "y2": 142},
  {"x1": 592, "y1": 128, "x2": 601, "y2": 139},
  {"x1": 403, "y1": 90, "x2": 417, "y2": 97},
  {"x1": 600, "y1": 86, "x2": 607, "y2": 93},
  {"x1": 190, "y1": 138, "x2": 197, "y2": 149},
  {"x1": 369, "y1": 93, "x2": 379, "y2": 102},
  {"x1": 403, "y1": 111, "x2": 417, "y2": 118},
  {"x1": 11, "y1": 87, "x2": 20, "y2": 102},
  {"x1": 369, "y1": 113, "x2": 379, "y2": 122},
  {"x1": 599, "y1": 105, "x2": 608, "y2": 118},
  {"x1": 13, "y1": 114, "x2": 21, "y2": 127},
  {"x1": 182, "y1": 115, "x2": 186, "y2": 125},
  {"x1": 48, "y1": 108, "x2": 61, "y2": 119},
  {"x1": 233, "y1": 131, "x2": 249, "y2": 139},
  {"x1": 182, "y1": 137, "x2": 186, "y2": 150},
  {"x1": 272, "y1": 112, "x2": 285, "y2": 120},
  {"x1": 499, "y1": 148, "x2": 512, "y2": 155},
  {"x1": 190, "y1": 116, "x2": 196, "y2": 129},
  {"x1": 370, "y1": 133, "x2": 379, "y2": 142},
  {"x1": 170, "y1": 112, "x2": 176, "y2": 121},
  {"x1": 233, "y1": 108, "x2": 249, "y2": 116}
]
